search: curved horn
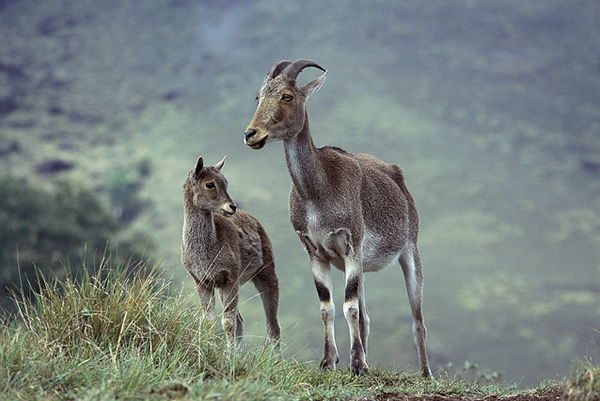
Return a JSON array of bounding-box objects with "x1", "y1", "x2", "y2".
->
[
  {"x1": 268, "y1": 60, "x2": 292, "y2": 79},
  {"x1": 214, "y1": 155, "x2": 227, "y2": 171},
  {"x1": 283, "y1": 59, "x2": 326, "y2": 80}
]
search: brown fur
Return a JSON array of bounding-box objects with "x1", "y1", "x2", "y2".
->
[
  {"x1": 181, "y1": 156, "x2": 281, "y2": 346},
  {"x1": 244, "y1": 60, "x2": 431, "y2": 376}
]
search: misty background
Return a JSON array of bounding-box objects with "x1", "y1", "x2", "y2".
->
[{"x1": 0, "y1": 0, "x2": 599, "y2": 387}]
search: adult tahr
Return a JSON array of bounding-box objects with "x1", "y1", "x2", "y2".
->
[{"x1": 244, "y1": 60, "x2": 432, "y2": 377}]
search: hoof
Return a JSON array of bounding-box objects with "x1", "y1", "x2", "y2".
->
[
  {"x1": 351, "y1": 361, "x2": 369, "y2": 376},
  {"x1": 319, "y1": 356, "x2": 338, "y2": 371}
]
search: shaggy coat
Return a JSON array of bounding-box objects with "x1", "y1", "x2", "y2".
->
[{"x1": 181, "y1": 156, "x2": 280, "y2": 345}]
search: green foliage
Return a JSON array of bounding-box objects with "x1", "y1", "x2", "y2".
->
[
  {"x1": 0, "y1": 256, "x2": 568, "y2": 400},
  {"x1": 0, "y1": 178, "x2": 116, "y2": 268},
  {"x1": 0, "y1": 178, "x2": 113, "y2": 311},
  {"x1": 0, "y1": 177, "x2": 152, "y2": 315},
  {"x1": 103, "y1": 168, "x2": 146, "y2": 223}
]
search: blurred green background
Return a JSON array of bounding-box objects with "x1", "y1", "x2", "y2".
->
[{"x1": 1, "y1": 0, "x2": 599, "y2": 387}]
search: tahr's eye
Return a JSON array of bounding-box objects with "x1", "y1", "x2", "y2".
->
[
  {"x1": 282, "y1": 94, "x2": 293, "y2": 102},
  {"x1": 205, "y1": 182, "x2": 215, "y2": 189}
]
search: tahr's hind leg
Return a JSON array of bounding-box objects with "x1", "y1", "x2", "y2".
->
[
  {"x1": 358, "y1": 275, "x2": 370, "y2": 358},
  {"x1": 252, "y1": 268, "x2": 281, "y2": 345},
  {"x1": 399, "y1": 246, "x2": 432, "y2": 378}
]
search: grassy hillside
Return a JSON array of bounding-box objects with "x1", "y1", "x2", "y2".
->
[
  {"x1": 0, "y1": 259, "x2": 577, "y2": 401},
  {"x1": 1, "y1": 0, "x2": 599, "y2": 387}
]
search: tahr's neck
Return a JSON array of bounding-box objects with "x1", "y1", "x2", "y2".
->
[{"x1": 283, "y1": 113, "x2": 326, "y2": 200}]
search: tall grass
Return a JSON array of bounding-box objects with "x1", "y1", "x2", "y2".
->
[
  {"x1": 0, "y1": 255, "x2": 294, "y2": 400},
  {"x1": 0, "y1": 254, "x2": 571, "y2": 400},
  {"x1": 565, "y1": 358, "x2": 600, "y2": 401}
]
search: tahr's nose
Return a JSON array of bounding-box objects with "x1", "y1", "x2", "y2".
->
[
  {"x1": 230, "y1": 203, "x2": 237, "y2": 213},
  {"x1": 244, "y1": 129, "x2": 257, "y2": 141}
]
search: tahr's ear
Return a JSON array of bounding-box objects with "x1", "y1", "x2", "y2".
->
[
  {"x1": 194, "y1": 157, "x2": 204, "y2": 179},
  {"x1": 300, "y1": 71, "x2": 327, "y2": 99},
  {"x1": 215, "y1": 155, "x2": 227, "y2": 171}
]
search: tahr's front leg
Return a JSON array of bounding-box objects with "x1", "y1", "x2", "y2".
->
[
  {"x1": 195, "y1": 279, "x2": 215, "y2": 318},
  {"x1": 344, "y1": 254, "x2": 369, "y2": 375},
  {"x1": 219, "y1": 283, "x2": 243, "y2": 348},
  {"x1": 311, "y1": 256, "x2": 338, "y2": 370}
]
